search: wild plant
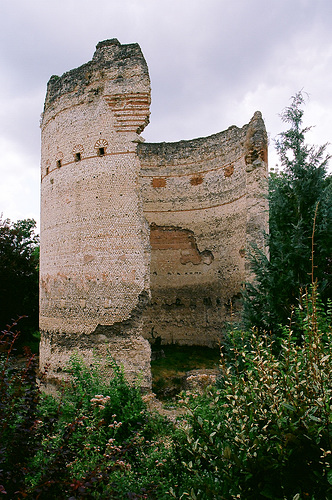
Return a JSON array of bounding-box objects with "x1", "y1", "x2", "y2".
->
[
  {"x1": 0, "y1": 325, "x2": 172, "y2": 498},
  {"x1": 175, "y1": 284, "x2": 332, "y2": 499},
  {"x1": 0, "y1": 320, "x2": 41, "y2": 497}
]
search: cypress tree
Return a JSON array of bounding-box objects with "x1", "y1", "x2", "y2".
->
[{"x1": 243, "y1": 92, "x2": 332, "y2": 335}]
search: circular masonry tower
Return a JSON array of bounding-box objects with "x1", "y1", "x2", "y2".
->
[{"x1": 39, "y1": 39, "x2": 152, "y2": 388}]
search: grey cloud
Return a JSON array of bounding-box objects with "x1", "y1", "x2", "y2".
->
[{"x1": 0, "y1": 0, "x2": 331, "y2": 224}]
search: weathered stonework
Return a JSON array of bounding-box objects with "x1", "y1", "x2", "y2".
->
[
  {"x1": 139, "y1": 113, "x2": 268, "y2": 346},
  {"x1": 40, "y1": 39, "x2": 268, "y2": 386},
  {"x1": 40, "y1": 39, "x2": 152, "y2": 388}
]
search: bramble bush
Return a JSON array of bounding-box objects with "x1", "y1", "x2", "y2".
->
[{"x1": 0, "y1": 321, "x2": 40, "y2": 497}]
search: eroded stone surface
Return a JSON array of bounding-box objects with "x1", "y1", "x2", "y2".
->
[
  {"x1": 40, "y1": 39, "x2": 268, "y2": 386},
  {"x1": 139, "y1": 112, "x2": 268, "y2": 345},
  {"x1": 40, "y1": 39, "x2": 152, "y2": 388}
]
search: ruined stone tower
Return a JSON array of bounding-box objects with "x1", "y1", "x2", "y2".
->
[
  {"x1": 39, "y1": 39, "x2": 152, "y2": 387},
  {"x1": 39, "y1": 39, "x2": 268, "y2": 386}
]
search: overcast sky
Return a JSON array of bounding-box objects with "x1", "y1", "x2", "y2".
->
[{"x1": 1, "y1": 0, "x2": 331, "y2": 229}]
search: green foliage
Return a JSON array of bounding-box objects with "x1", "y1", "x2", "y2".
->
[
  {"x1": 243, "y1": 92, "x2": 332, "y2": 334},
  {"x1": 27, "y1": 355, "x2": 168, "y2": 497},
  {"x1": 175, "y1": 285, "x2": 332, "y2": 499},
  {"x1": 151, "y1": 345, "x2": 220, "y2": 399},
  {"x1": 0, "y1": 216, "x2": 39, "y2": 344},
  {"x1": 0, "y1": 323, "x2": 41, "y2": 497},
  {"x1": 2, "y1": 288, "x2": 332, "y2": 498},
  {"x1": 0, "y1": 326, "x2": 175, "y2": 498}
]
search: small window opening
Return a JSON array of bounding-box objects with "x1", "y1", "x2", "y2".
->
[
  {"x1": 46, "y1": 166, "x2": 49, "y2": 175},
  {"x1": 74, "y1": 152, "x2": 81, "y2": 162},
  {"x1": 203, "y1": 297, "x2": 212, "y2": 307},
  {"x1": 98, "y1": 147, "x2": 105, "y2": 157},
  {"x1": 56, "y1": 159, "x2": 62, "y2": 168}
]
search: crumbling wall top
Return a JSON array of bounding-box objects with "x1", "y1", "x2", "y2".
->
[
  {"x1": 244, "y1": 111, "x2": 268, "y2": 168},
  {"x1": 43, "y1": 38, "x2": 150, "y2": 114},
  {"x1": 137, "y1": 124, "x2": 246, "y2": 168}
]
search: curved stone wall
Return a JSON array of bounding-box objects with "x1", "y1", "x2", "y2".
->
[{"x1": 138, "y1": 113, "x2": 268, "y2": 345}]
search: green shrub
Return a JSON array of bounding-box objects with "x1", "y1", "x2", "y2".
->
[
  {"x1": 1, "y1": 329, "x2": 175, "y2": 498},
  {"x1": 28, "y1": 354, "x2": 172, "y2": 498},
  {"x1": 0, "y1": 322, "x2": 40, "y2": 497},
  {"x1": 3, "y1": 286, "x2": 331, "y2": 498},
  {"x1": 175, "y1": 285, "x2": 332, "y2": 499}
]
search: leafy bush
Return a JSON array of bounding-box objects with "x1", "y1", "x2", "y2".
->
[
  {"x1": 2, "y1": 286, "x2": 331, "y2": 498},
  {"x1": 175, "y1": 285, "x2": 332, "y2": 499},
  {"x1": 0, "y1": 217, "x2": 39, "y2": 344},
  {"x1": 0, "y1": 325, "x2": 175, "y2": 498},
  {"x1": 0, "y1": 321, "x2": 40, "y2": 497}
]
